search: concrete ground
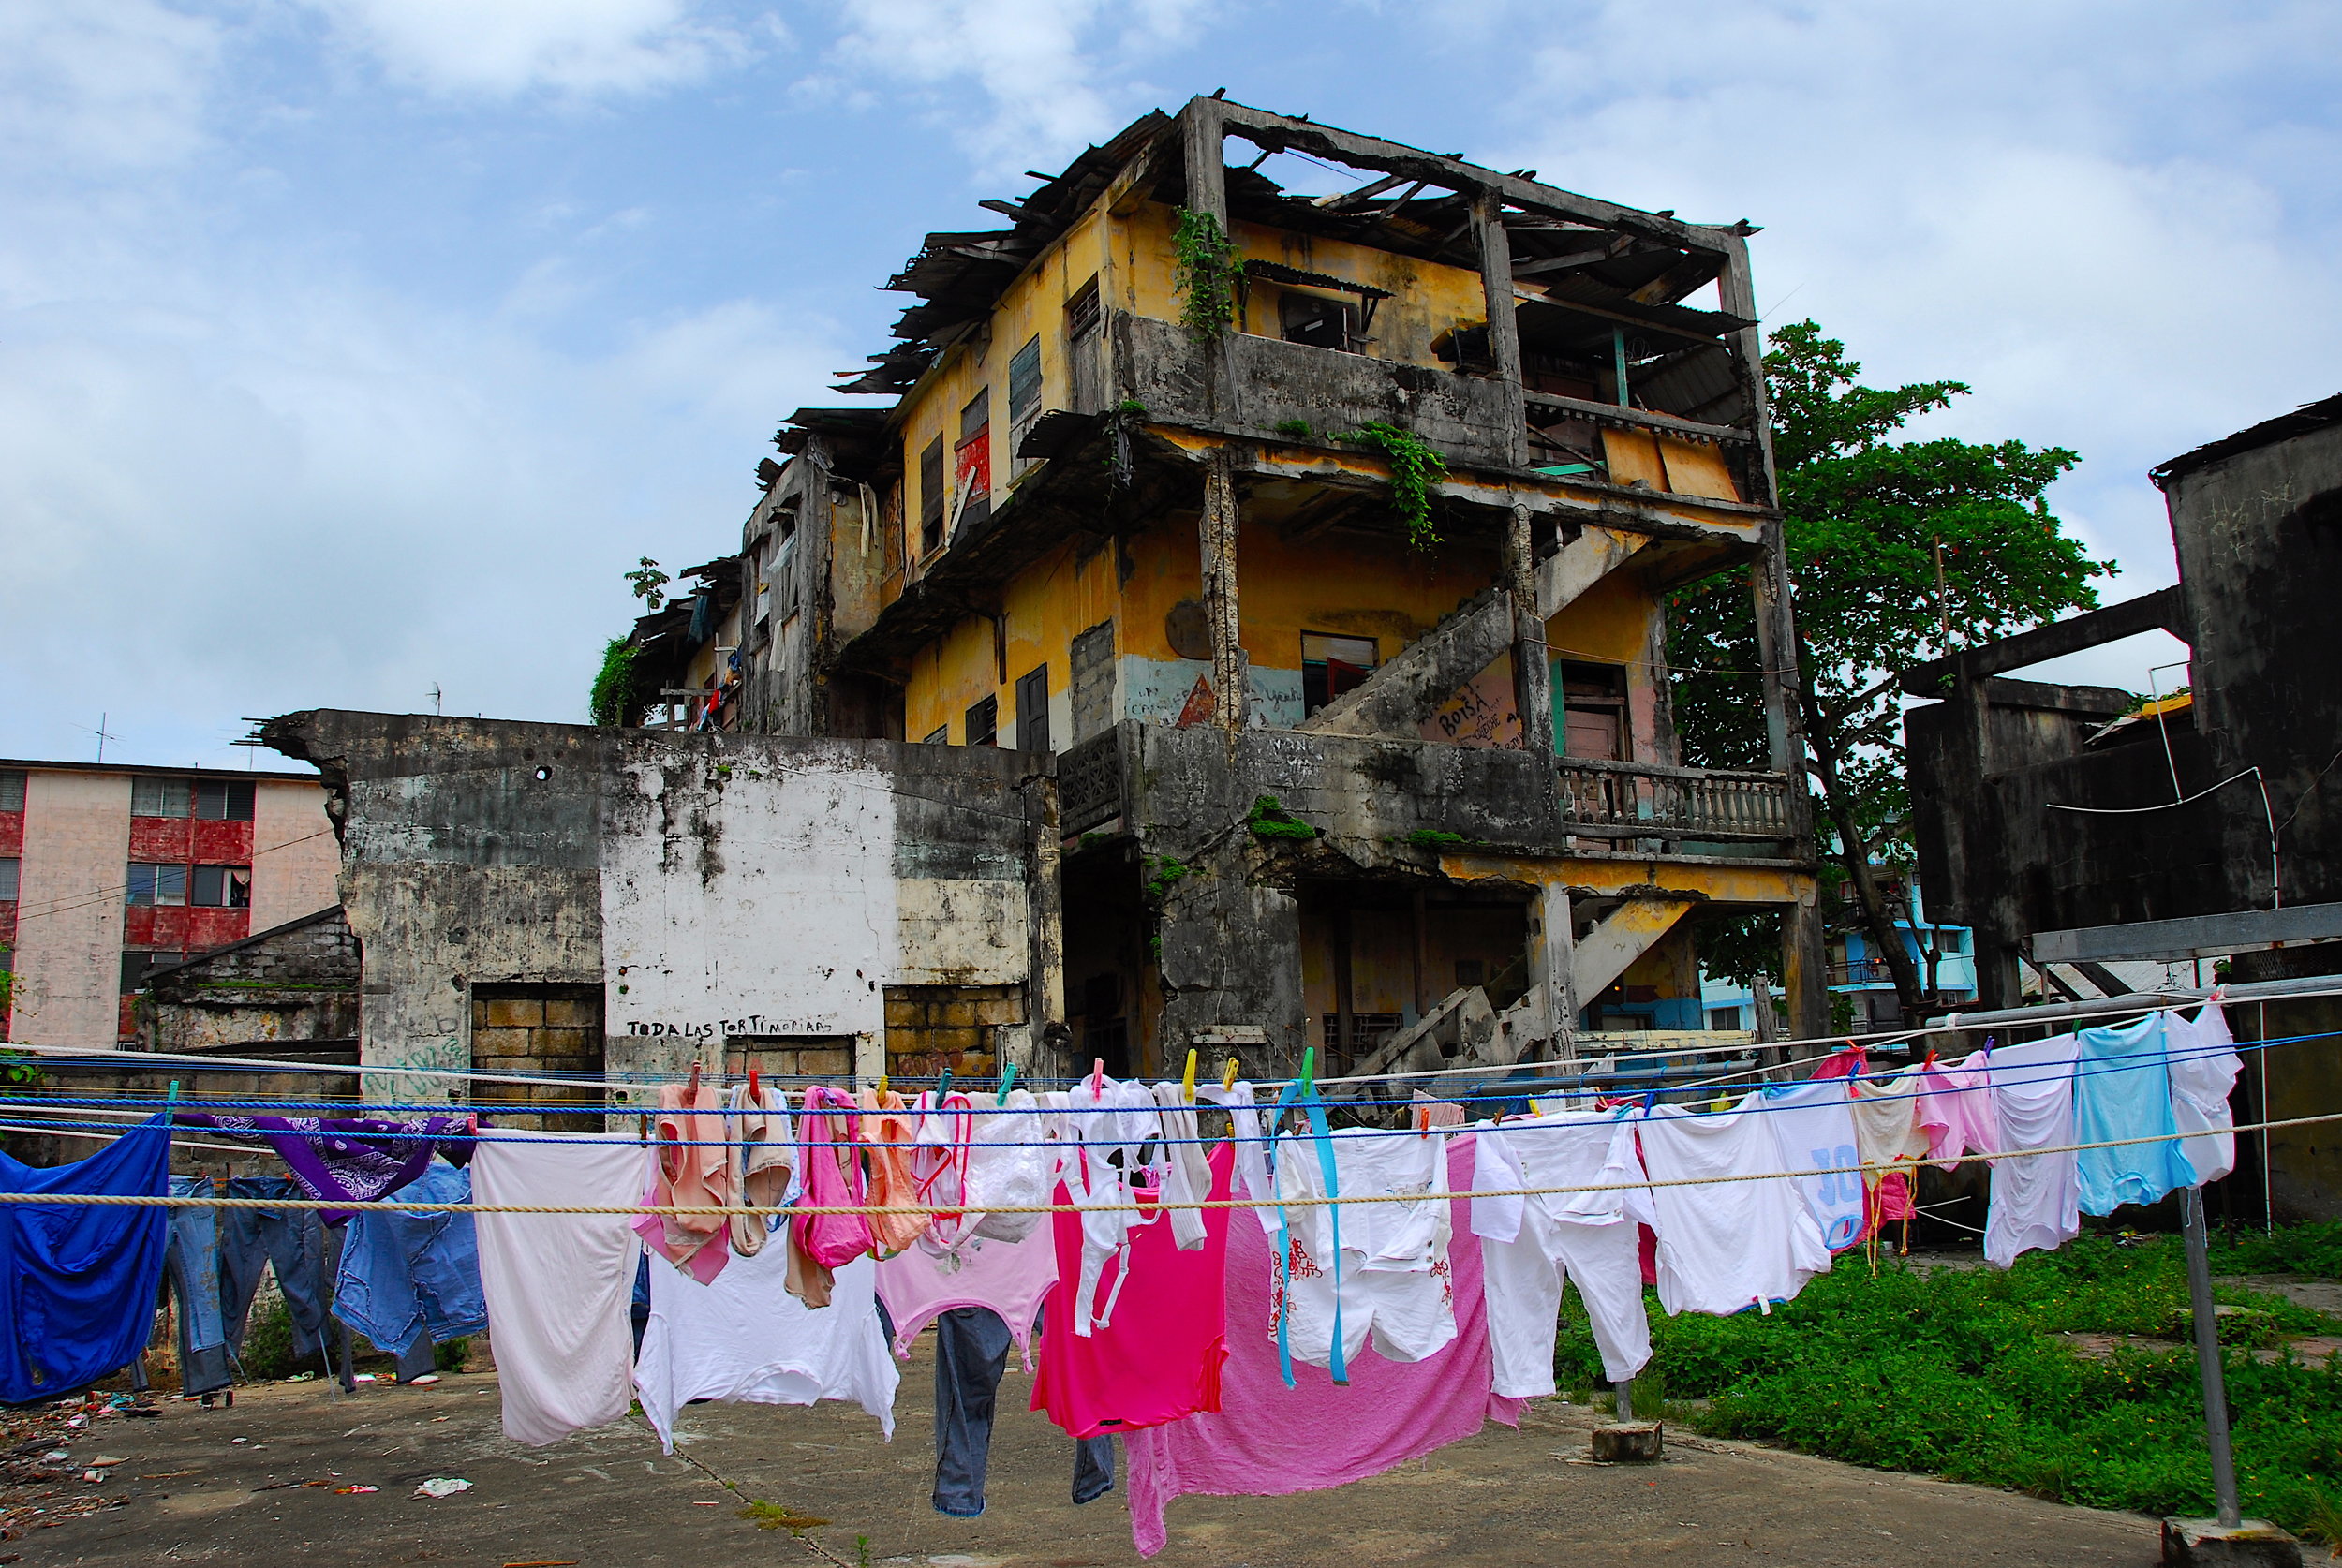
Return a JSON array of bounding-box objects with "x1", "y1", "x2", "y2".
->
[{"x1": 3, "y1": 1339, "x2": 2164, "y2": 1567}]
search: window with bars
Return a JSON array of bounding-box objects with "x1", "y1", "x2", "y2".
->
[
  {"x1": 0, "y1": 857, "x2": 17, "y2": 902},
  {"x1": 964, "y1": 695, "x2": 998, "y2": 748},
  {"x1": 0, "y1": 770, "x2": 23, "y2": 813}
]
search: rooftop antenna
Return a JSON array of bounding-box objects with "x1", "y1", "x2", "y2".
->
[
  {"x1": 429, "y1": 684, "x2": 444, "y2": 716},
  {"x1": 82, "y1": 713, "x2": 120, "y2": 763}
]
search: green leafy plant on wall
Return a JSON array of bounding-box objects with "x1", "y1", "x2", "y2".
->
[
  {"x1": 624, "y1": 556, "x2": 670, "y2": 610},
  {"x1": 1335, "y1": 422, "x2": 1449, "y2": 549},
  {"x1": 1245, "y1": 795, "x2": 1319, "y2": 842},
  {"x1": 1171, "y1": 208, "x2": 1242, "y2": 343},
  {"x1": 588, "y1": 637, "x2": 645, "y2": 729}
]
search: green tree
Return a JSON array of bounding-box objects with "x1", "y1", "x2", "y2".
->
[{"x1": 1671, "y1": 320, "x2": 2112, "y2": 1014}]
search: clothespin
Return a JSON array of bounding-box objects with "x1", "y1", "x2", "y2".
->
[
  {"x1": 166, "y1": 1080, "x2": 180, "y2": 1115},
  {"x1": 1181, "y1": 1049, "x2": 1197, "y2": 1104},
  {"x1": 876, "y1": 1072, "x2": 888, "y2": 1098},
  {"x1": 1222, "y1": 1056, "x2": 1239, "y2": 1091},
  {"x1": 748, "y1": 1062, "x2": 762, "y2": 1102},
  {"x1": 686, "y1": 1059, "x2": 702, "y2": 1100},
  {"x1": 998, "y1": 1061, "x2": 1017, "y2": 1099},
  {"x1": 1089, "y1": 1058, "x2": 1105, "y2": 1097},
  {"x1": 937, "y1": 1064, "x2": 954, "y2": 1099}
]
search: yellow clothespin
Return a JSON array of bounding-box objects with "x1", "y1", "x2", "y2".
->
[
  {"x1": 1181, "y1": 1049, "x2": 1197, "y2": 1104},
  {"x1": 876, "y1": 1072, "x2": 888, "y2": 1098},
  {"x1": 1222, "y1": 1056, "x2": 1239, "y2": 1091}
]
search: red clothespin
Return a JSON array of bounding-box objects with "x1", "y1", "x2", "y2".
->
[
  {"x1": 1089, "y1": 1057, "x2": 1105, "y2": 1097},
  {"x1": 749, "y1": 1062, "x2": 762, "y2": 1102}
]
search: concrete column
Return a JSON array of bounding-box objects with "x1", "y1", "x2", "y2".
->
[
  {"x1": 1179, "y1": 97, "x2": 1227, "y2": 225},
  {"x1": 1530, "y1": 881, "x2": 1579, "y2": 1061},
  {"x1": 1506, "y1": 503, "x2": 1554, "y2": 758},
  {"x1": 1021, "y1": 772, "x2": 1064, "y2": 1073},
  {"x1": 1782, "y1": 890, "x2": 1830, "y2": 1041},
  {"x1": 1200, "y1": 447, "x2": 1247, "y2": 732}
]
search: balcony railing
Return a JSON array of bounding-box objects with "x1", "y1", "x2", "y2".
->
[{"x1": 1557, "y1": 757, "x2": 1796, "y2": 842}]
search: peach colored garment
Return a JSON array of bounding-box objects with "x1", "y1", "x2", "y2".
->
[
  {"x1": 858, "y1": 1087, "x2": 926, "y2": 1257},
  {"x1": 636, "y1": 1080, "x2": 730, "y2": 1280}
]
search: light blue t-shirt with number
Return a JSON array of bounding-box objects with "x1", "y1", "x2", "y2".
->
[{"x1": 2072, "y1": 1013, "x2": 2196, "y2": 1215}]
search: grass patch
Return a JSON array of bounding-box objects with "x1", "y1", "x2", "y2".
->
[
  {"x1": 2211, "y1": 1219, "x2": 2342, "y2": 1280},
  {"x1": 1554, "y1": 1231, "x2": 2342, "y2": 1536}
]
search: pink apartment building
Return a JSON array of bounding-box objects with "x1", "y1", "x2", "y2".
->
[{"x1": 0, "y1": 761, "x2": 342, "y2": 1045}]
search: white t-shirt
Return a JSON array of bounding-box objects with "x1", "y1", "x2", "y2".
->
[
  {"x1": 1984, "y1": 1034, "x2": 2083, "y2": 1267},
  {"x1": 469, "y1": 1133, "x2": 652, "y2": 1447},
  {"x1": 1470, "y1": 1114, "x2": 1653, "y2": 1394},
  {"x1": 1275, "y1": 1127, "x2": 1456, "y2": 1368},
  {"x1": 1637, "y1": 1103, "x2": 1830, "y2": 1317},
  {"x1": 1748, "y1": 1077, "x2": 1864, "y2": 1253},
  {"x1": 635, "y1": 1245, "x2": 897, "y2": 1453},
  {"x1": 2165, "y1": 1003, "x2": 2243, "y2": 1184}
]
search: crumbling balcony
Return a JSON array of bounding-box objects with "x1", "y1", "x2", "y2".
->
[{"x1": 1556, "y1": 757, "x2": 1796, "y2": 842}]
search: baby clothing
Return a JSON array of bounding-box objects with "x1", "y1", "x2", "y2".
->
[
  {"x1": 1750, "y1": 1077, "x2": 1865, "y2": 1253},
  {"x1": 1275, "y1": 1125, "x2": 1457, "y2": 1370},
  {"x1": 2166, "y1": 1003, "x2": 2243, "y2": 1184},
  {"x1": 2072, "y1": 1013, "x2": 2197, "y2": 1215},
  {"x1": 876, "y1": 1226, "x2": 1059, "y2": 1369}
]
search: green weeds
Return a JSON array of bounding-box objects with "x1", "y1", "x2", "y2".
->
[{"x1": 1554, "y1": 1231, "x2": 2342, "y2": 1535}]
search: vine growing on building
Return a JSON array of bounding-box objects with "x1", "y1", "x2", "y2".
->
[
  {"x1": 589, "y1": 637, "x2": 645, "y2": 729},
  {"x1": 1172, "y1": 209, "x2": 1242, "y2": 342},
  {"x1": 1336, "y1": 422, "x2": 1449, "y2": 549}
]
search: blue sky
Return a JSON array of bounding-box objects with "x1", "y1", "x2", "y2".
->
[{"x1": 3, "y1": 0, "x2": 2337, "y2": 769}]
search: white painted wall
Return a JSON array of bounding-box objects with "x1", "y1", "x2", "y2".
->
[{"x1": 600, "y1": 750, "x2": 899, "y2": 1047}]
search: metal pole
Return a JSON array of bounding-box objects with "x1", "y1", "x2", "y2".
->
[
  {"x1": 1614, "y1": 1377, "x2": 1635, "y2": 1423},
  {"x1": 2181, "y1": 1185, "x2": 2242, "y2": 1529}
]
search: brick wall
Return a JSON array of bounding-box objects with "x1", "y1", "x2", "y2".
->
[
  {"x1": 882, "y1": 984, "x2": 1024, "y2": 1078},
  {"x1": 470, "y1": 983, "x2": 604, "y2": 1130}
]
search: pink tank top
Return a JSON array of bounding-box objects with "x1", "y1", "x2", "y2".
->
[
  {"x1": 875, "y1": 1228, "x2": 1059, "y2": 1369},
  {"x1": 793, "y1": 1087, "x2": 876, "y2": 1270},
  {"x1": 1030, "y1": 1143, "x2": 1234, "y2": 1440}
]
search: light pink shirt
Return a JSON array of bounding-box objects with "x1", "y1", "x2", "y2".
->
[{"x1": 874, "y1": 1229, "x2": 1058, "y2": 1369}]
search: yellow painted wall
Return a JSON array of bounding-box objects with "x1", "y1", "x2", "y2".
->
[
  {"x1": 1116, "y1": 201, "x2": 1491, "y2": 369},
  {"x1": 894, "y1": 213, "x2": 1114, "y2": 573},
  {"x1": 1235, "y1": 523, "x2": 1497, "y2": 673},
  {"x1": 1546, "y1": 568, "x2": 1663, "y2": 761}
]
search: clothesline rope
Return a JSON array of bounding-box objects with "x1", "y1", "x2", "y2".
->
[
  {"x1": 5, "y1": 1108, "x2": 2330, "y2": 1220},
  {"x1": 7, "y1": 979, "x2": 2304, "y2": 1096},
  {"x1": 0, "y1": 1018, "x2": 2295, "y2": 1146}
]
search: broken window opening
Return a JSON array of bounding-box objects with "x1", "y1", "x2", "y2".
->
[
  {"x1": 955, "y1": 388, "x2": 992, "y2": 532},
  {"x1": 1007, "y1": 333, "x2": 1044, "y2": 457},
  {"x1": 1301, "y1": 633, "x2": 1379, "y2": 717},
  {"x1": 125, "y1": 863, "x2": 187, "y2": 907},
  {"x1": 1279, "y1": 290, "x2": 1358, "y2": 353},
  {"x1": 964, "y1": 695, "x2": 999, "y2": 748},
  {"x1": 922, "y1": 724, "x2": 950, "y2": 747}
]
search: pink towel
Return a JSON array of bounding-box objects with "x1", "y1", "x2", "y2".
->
[{"x1": 1122, "y1": 1137, "x2": 1524, "y2": 1557}]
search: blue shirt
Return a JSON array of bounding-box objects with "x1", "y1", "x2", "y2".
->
[
  {"x1": 1, "y1": 1116, "x2": 170, "y2": 1401},
  {"x1": 2072, "y1": 1013, "x2": 2196, "y2": 1216}
]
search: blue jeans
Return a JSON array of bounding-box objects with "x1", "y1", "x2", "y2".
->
[
  {"x1": 163, "y1": 1176, "x2": 231, "y2": 1396},
  {"x1": 219, "y1": 1176, "x2": 333, "y2": 1362},
  {"x1": 331, "y1": 1161, "x2": 486, "y2": 1359},
  {"x1": 932, "y1": 1307, "x2": 1114, "y2": 1517}
]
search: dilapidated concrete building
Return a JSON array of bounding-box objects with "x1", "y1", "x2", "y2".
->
[
  {"x1": 294, "y1": 98, "x2": 1825, "y2": 1093},
  {"x1": 1904, "y1": 391, "x2": 2342, "y2": 1220}
]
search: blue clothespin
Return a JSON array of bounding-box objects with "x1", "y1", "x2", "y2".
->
[{"x1": 937, "y1": 1064, "x2": 954, "y2": 1100}]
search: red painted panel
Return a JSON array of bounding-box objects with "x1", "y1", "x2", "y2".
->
[
  {"x1": 140, "y1": 906, "x2": 248, "y2": 953},
  {"x1": 190, "y1": 820, "x2": 251, "y2": 862},
  {"x1": 128, "y1": 818, "x2": 193, "y2": 861},
  {"x1": 0, "y1": 812, "x2": 22, "y2": 855},
  {"x1": 118, "y1": 995, "x2": 139, "y2": 1041},
  {"x1": 183, "y1": 908, "x2": 248, "y2": 949},
  {"x1": 0, "y1": 906, "x2": 15, "y2": 946}
]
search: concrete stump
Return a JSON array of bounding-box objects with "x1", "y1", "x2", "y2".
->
[
  {"x1": 1591, "y1": 1421, "x2": 1664, "y2": 1463},
  {"x1": 2160, "y1": 1516, "x2": 2303, "y2": 1567}
]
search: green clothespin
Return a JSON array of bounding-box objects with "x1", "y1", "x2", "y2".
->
[
  {"x1": 936, "y1": 1064, "x2": 954, "y2": 1101},
  {"x1": 166, "y1": 1079, "x2": 180, "y2": 1120},
  {"x1": 997, "y1": 1061, "x2": 1016, "y2": 1100}
]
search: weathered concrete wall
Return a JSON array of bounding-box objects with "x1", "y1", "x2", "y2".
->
[
  {"x1": 2166, "y1": 417, "x2": 2342, "y2": 910},
  {"x1": 267, "y1": 711, "x2": 1055, "y2": 1098},
  {"x1": 145, "y1": 906, "x2": 359, "y2": 1053}
]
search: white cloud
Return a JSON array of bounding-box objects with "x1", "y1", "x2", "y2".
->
[
  {"x1": 826, "y1": 0, "x2": 1213, "y2": 169},
  {"x1": 1459, "y1": 0, "x2": 2342, "y2": 687},
  {"x1": 298, "y1": 0, "x2": 760, "y2": 97},
  {"x1": 0, "y1": 0, "x2": 222, "y2": 172}
]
